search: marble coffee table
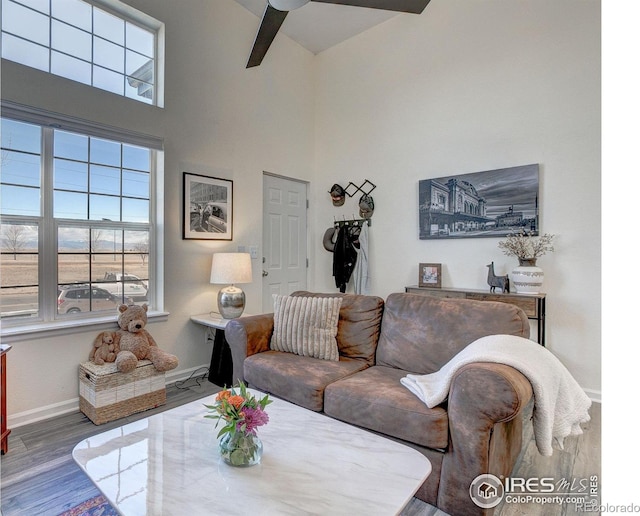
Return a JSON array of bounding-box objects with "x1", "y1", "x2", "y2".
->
[{"x1": 73, "y1": 389, "x2": 431, "y2": 515}]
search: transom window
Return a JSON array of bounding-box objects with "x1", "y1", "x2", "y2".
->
[
  {"x1": 1, "y1": 0, "x2": 162, "y2": 105},
  {"x1": 0, "y1": 112, "x2": 161, "y2": 326}
]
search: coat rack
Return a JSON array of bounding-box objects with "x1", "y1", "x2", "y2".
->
[{"x1": 334, "y1": 216, "x2": 371, "y2": 227}]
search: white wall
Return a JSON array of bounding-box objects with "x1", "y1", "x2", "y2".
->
[
  {"x1": 1, "y1": 0, "x2": 317, "y2": 424},
  {"x1": 312, "y1": 0, "x2": 601, "y2": 397}
]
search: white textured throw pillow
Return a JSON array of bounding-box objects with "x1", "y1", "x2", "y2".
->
[{"x1": 270, "y1": 295, "x2": 342, "y2": 361}]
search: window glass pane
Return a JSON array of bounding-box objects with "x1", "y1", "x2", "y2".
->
[
  {"x1": 58, "y1": 226, "x2": 89, "y2": 252},
  {"x1": 90, "y1": 138, "x2": 121, "y2": 167},
  {"x1": 51, "y1": 51, "x2": 91, "y2": 85},
  {"x1": 2, "y1": 118, "x2": 42, "y2": 153},
  {"x1": 123, "y1": 145, "x2": 150, "y2": 171},
  {"x1": 93, "y1": 66, "x2": 124, "y2": 96},
  {"x1": 54, "y1": 130, "x2": 88, "y2": 161},
  {"x1": 1, "y1": 33, "x2": 50, "y2": 71},
  {"x1": 126, "y1": 22, "x2": 153, "y2": 57},
  {"x1": 1, "y1": 185, "x2": 40, "y2": 216},
  {"x1": 90, "y1": 165, "x2": 120, "y2": 195},
  {"x1": 51, "y1": 19, "x2": 91, "y2": 61},
  {"x1": 16, "y1": 0, "x2": 49, "y2": 14},
  {"x1": 2, "y1": 0, "x2": 50, "y2": 45},
  {"x1": 90, "y1": 193, "x2": 120, "y2": 221},
  {"x1": 1, "y1": 151, "x2": 40, "y2": 187},
  {"x1": 54, "y1": 158, "x2": 88, "y2": 192},
  {"x1": 51, "y1": 0, "x2": 91, "y2": 31},
  {"x1": 125, "y1": 79, "x2": 153, "y2": 104},
  {"x1": 93, "y1": 8, "x2": 124, "y2": 45},
  {"x1": 0, "y1": 221, "x2": 39, "y2": 319},
  {"x1": 125, "y1": 50, "x2": 153, "y2": 80},
  {"x1": 0, "y1": 223, "x2": 38, "y2": 283},
  {"x1": 122, "y1": 170, "x2": 149, "y2": 198},
  {"x1": 93, "y1": 37, "x2": 124, "y2": 72},
  {"x1": 122, "y1": 198, "x2": 148, "y2": 223},
  {"x1": 54, "y1": 190, "x2": 87, "y2": 219}
]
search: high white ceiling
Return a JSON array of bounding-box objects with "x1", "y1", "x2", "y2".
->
[{"x1": 233, "y1": 0, "x2": 399, "y2": 54}]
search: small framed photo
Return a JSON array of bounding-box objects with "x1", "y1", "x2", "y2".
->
[
  {"x1": 419, "y1": 263, "x2": 442, "y2": 288},
  {"x1": 183, "y1": 172, "x2": 233, "y2": 240}
]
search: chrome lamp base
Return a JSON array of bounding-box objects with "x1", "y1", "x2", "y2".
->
[{"x1": 217, "y1": 285, "x2": 246, "y2": 319}]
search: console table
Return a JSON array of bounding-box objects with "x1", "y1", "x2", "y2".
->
[
  {"x1": 191, "y1": 313, "x2": 251, "y2": 387},
  {"x1": 405, "y1": 286, "x2": 546, "y2": 346},
  {"x1": 1, "y1": 344, "x2": 12, "y2": 454}
]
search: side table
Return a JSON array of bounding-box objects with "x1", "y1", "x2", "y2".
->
[
  {"x1": 1, "y1": 344, "x2": 12, "y2": 454},
  {"x1": 191, "y1": 313, "x2": 250, "y2": 387}
]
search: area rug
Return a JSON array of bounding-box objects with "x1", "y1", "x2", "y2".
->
[{"x1": 57, "y1": 495, "x2": 118, "y2": 516}]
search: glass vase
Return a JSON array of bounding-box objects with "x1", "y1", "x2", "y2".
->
[{"x1": 219, "y1": 431, "x2": 263, "y2": 467}]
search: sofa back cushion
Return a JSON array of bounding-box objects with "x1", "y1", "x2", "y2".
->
[
  {"x1": 376, "y1": 293, "x2": 530, "y2": 374},
  {"x1": 270, "y1": 295, "x2": 342, "y2": 361},
  {"x1": 291, "y1": 291, "x2": 384, "y2": 365}
]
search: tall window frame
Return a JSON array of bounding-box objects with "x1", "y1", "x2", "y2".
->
[
  {"x1": 1, "y1": 0, "x2": 165, "y2": 107},
  {"x1": 0, "y1": 102, "x2": 164, "y2": 337}
]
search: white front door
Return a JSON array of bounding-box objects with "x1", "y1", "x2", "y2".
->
[{"x1": 262, "y1": 174, "x2": 308, "y2": 312}]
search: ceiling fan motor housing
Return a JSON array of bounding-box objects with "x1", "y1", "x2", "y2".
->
[{"x1": 269, "y1": 0, "x2": 310, "y2": 11}]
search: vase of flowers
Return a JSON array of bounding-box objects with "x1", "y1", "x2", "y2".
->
[
  {"x1": 204, "y1": 382, "x2": 272, "y2": 467},
  {"x1": 497, "y1": 230, "x2": 555, "y2": 294}
]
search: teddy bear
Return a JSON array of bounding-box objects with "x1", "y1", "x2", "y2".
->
[
  {"x1": 113, "y1": 303, "x2": 179, "y2": 374},
  {"x1": 89, "y1": 331, "x2": 118, "y2": 365}
]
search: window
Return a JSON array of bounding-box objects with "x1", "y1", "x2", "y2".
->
[
  {"x1": 0, "y1": 108, "x2": 162, "y2": 328},
  {"x1": 1, "y1": 0, "x2": 163, "y2": 105}
]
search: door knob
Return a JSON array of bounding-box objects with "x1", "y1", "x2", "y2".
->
[{"x1": 262, "y1": 270, "x2": 269, "y2": 277}]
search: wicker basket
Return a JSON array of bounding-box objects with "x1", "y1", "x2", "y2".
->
[{"x1": 79, "y1": 360, "x2": 166, "y2": 425}]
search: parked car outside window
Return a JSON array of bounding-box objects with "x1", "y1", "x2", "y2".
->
[{"x1": 57, "y1": 285, "x2": 122, "y2": 314}]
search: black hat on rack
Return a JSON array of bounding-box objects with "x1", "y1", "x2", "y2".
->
[
  {"x1": 359, "y1": 194, "x2": 374, "y2": 218},
  {"x1": 329, "y1": 184, "x2": 346, "y2": 206}
]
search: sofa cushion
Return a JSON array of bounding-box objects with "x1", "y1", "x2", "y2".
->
[
  {"x1": 270, "y1": 295, "x2": 342, "y2": 361},
  {"x1": 324, "y1": 365, "x2": 449, "y2": 450},
  {"x1": 291, "y1": 291, "x2": 384, "y2": 365},
  {"x1": 244, "y1": 350, "x2": 369, "y2": 412},
  {"x1": 376, "y1": 293, "x2": 530, "y2": 374}
]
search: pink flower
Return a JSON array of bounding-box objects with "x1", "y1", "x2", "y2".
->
[{"x1": 239, "y1": 407, "x2": 270, "y2": 435}]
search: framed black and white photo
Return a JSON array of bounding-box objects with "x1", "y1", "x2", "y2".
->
[
  {"x1": 418, "y1": 164, "x2": 539, "y2": 240},
  {"x1": 183, "y1": 173, "x2": 233, "y2": 240},
  {"x1": 418, "y1": 263, "x2": 442, "y2": 288}
]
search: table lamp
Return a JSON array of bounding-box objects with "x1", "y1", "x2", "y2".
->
[{"x1": 210, "y1": 252, "x2": 253, "y2": 319}]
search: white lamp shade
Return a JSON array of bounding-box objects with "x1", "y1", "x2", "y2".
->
[{"x1": 210, "y1": 253, "x2": 253, "y2": 284}]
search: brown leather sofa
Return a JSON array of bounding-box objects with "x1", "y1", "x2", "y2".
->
[{"x1": 225, "y1": 291, "x2": 533, "y2": 516}]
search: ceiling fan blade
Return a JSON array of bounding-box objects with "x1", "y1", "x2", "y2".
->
[
  {"x1": 247, "y1": 4, "x2": 289, "y2": 68},
  {"x1": 311, "y1": 0, "x2": 430, "y2": 15}
]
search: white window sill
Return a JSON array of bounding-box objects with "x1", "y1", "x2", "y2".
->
[{"x1": 0, "y1": 311, "x2": 170, "y2": 343}]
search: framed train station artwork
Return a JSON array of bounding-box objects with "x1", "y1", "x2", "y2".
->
[
  {"x1": 183, "y1": 172, "x2": 233, "y2": 240},
  {"x1": 418, "y1": 164, "x2": 539, "y2": 240}
]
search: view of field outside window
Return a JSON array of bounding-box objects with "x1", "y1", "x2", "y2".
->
[
  {"x1": 1, "y1": 0, "x2": 156, "y2": 104},
  {"x1": 1, "y1": 117, "x2": 152, "y2": 321}
]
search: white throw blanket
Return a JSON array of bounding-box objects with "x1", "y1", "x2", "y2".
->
[{"x1": 400, "y1": 334, "x2": 591, "y2": 456}]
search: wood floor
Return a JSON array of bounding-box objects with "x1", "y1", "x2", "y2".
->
[{"x1": 0, "y1": 376, "x2": 600, "y2": 516}]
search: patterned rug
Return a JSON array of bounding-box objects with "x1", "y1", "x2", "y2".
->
[{"x1": 58, "y1": 495, "x2": 118, "y2": 516}]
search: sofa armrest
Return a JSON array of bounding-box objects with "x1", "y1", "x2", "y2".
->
[
  {"x1": 438, "y1": 362, "x2": 533, "y2": 515},
  {"x1": 225, "y1": 314, "x2": 274, "y2": 383}
]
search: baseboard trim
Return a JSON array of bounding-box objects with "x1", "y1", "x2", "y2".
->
[{"x1": 8, "y1": 364, "x2": 210, "y2": 429}]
